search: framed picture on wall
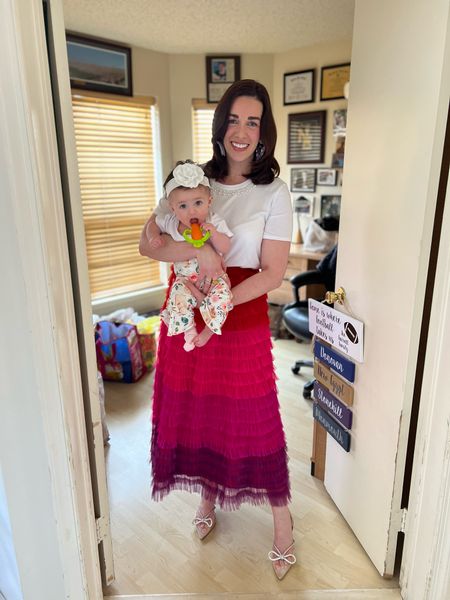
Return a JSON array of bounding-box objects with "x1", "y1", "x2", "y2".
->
[
  {"x1": 283, "y1": 69, "x2": 315, "y2": 105},
  {"x1": 66, "y1": 33, "x2": 132, "y2": 96},
  {"x1": 291, "y1": 167, "x2": 316, "y2": 192},
  {"x1": 294, "y1": 195, "x2": 314, "y2": 216},
  {"x1": 320, "y1": 63, "x2": 350, "y2": 101},
  {"x1": 206, "y1": 55, "x2": 241, "y2": 103},
  {"x1": 333, "y1": 109, "x2": 347, "y2": 136},
  {"x1": 321, "y1": 195, "x2": 341, "y2": 218},
  {"x1": 317, "y1": 168, "x2": 337, "y2": 186},
  {"x1": 287, "y1": 111, "x2": 326, "y2": 163}
]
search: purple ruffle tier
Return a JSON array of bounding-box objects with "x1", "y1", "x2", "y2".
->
[{"x1": 150, "y1": 267, "x2": 291, "y2": 510}]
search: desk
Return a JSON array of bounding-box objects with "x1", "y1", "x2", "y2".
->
[{"x1": 268, "y1": 244, "x2": 327, "y2": 305}]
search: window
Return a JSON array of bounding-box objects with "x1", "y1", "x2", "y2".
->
[
  {"x1": 71, "y1": 93, "x2": 161, "y2": 300},
  {"x1": 192, "y1": 99, "x2": 215, "y2": 165}
]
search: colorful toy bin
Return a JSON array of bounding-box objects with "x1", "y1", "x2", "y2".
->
[{"x1": 95, "y1": 321, "x2": 146, "y2": 383}]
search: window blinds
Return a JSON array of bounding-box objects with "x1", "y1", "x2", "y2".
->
[
  {"x1": 192, "y1": 100, "x2": 215, "y2": 165},
  {"x1": 71, "y1": 93, "x2": 161, "y2": 299}
]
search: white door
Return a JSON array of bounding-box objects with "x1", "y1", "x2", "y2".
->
[
  {"x1": 323, "y1": 0, "x2": 450, "y2": 577},
  {"x1": 43, "y1": 0, "x2": 115, "y2": 585}
]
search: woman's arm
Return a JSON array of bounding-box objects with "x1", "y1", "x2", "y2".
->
[
  {"x1": 139, "y1": 215, "x2": 224, "y2": 278},
  {"x1": 183, "y1": 239, "x2": 290, "y2": 306},
  {"x1": 230, "y1": 240, "x2": 290, "y2": 306}
]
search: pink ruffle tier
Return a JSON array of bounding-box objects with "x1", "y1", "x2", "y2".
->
[{"x1": 150, "y1": 268, "x2": 291, "y2": 510}]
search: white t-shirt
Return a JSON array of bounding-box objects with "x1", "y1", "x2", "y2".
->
[
  {"x1": 155, "y1": 178, "x2": 293, "y2": 269},
  {"x1": 155, "y1": 212, "x2": 233, "y2": 242}
]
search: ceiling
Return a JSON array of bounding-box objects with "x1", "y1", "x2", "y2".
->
[{"x1": 62, "y1": 0, "x2": 355, "y2": 54}]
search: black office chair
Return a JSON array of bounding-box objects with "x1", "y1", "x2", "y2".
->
[{"x1": 282, "y1": 245, "x2": 337, "y2": 399}]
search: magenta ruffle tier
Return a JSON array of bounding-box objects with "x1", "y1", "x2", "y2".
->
[{"x1": 150, "y1": 267, "x2": 291, "y2": 510}]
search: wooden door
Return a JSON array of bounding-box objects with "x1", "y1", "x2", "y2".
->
[{"x1": 322, "y1": 0, "x2": 450, "y2": 577}]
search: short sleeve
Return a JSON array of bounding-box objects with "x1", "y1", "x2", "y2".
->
[
  {"x1": 210, "y1": 212, "x2": 234, "y2": 237},
  {"x1": 263, "y1": 182, "x2": 293, "y2": 241},
  {"x1": 155, "y1": 213, "x2": 184, "y2": 241},
  {"x1": 155, "y1": 213, "x2": 172, "y2": 232},
  {"x1": 154, "y1": 195, "x2": 171, "y2": 217}
]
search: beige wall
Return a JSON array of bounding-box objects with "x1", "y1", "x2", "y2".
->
[
  {"x1": 131, "y1": 41, "x2": 351, "y2": 205},
  {"x1": 168, "y1": 53, "x2": 274, "y2": 164},
  {"x1": 98, "y1": 41, "x2": 351, "y2": 311},
  {"x1": 132, "y1": 45, "x2": 172, "y2": 179},
  {"x1": 273, "y1": 39, "x2": 352, "y2": 224}
]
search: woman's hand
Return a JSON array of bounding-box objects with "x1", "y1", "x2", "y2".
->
[{"x1": 196, "y1": 244, "x2": 225, "y2": 280}]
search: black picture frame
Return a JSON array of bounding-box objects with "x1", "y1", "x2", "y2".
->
[
  {"x1": 206, "y1": 55, "x2": 241, "y2": 103},
  {"x1": 317, "y1": 168, "x2": 337, "y2": 186},
  {"x1": 321, "y1": 195, "x2": 341, "y2": 218},
  {"x1": 320, "y1": 63, "x2": 350, "y2": 101},
  {"x1": 283, "y1": 69, "x2": 315, "y2": 105},
  {"x1": 66, "y1": 33, "x2": 132, "y2": 96},
  {"x1": 291, "y1": 168, "x2": 316, "y2": 192},
  {"x1": 287, "y1": 111, "x2": 326, "y2": 164}
]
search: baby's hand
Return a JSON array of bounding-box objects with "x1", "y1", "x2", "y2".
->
[
  {"x1": 201, "y1": 223, "x2": 217, "y2": 236},
  {"x1": 149, "y1": 236, "x2": 164, "y2": 249}
]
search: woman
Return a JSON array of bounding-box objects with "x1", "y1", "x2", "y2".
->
[{"x1": 139, "y1": 79, "x2": 295, "y2": 580}]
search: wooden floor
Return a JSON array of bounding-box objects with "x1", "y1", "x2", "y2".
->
[{"x1": 102, "y1": 337, "x2": 400, "y2": 597}]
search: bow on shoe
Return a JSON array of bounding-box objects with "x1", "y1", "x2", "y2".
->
[
  {"x1": 192, "y1": 515, "x2": 213, "y2": 528},
  {"x1": 268, "y1": 543, "x2": 297, "y2": 565}
]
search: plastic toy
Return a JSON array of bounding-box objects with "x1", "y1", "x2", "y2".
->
[{"x1": 182, "y1": 218, "x2": 210, "y2": 248}]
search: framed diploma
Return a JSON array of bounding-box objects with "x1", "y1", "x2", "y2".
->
[
  {"x1": 283, "y1": 69, "x2": 315, "y2": 105},
  {"x1": 320, "y1": 63, "x2": 350, "y2": 101}
]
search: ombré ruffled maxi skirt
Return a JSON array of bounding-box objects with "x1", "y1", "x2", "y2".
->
[{"x1": 150, "y1": 267, "x2": 291, "y2": 509}]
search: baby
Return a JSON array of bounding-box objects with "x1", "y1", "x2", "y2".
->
[{"x1": 146, "y1": 161, "x2": 233, "y2": 350}]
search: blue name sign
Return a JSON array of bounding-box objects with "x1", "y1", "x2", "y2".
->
[
  {"x1": 313, "y1": 382, "x2": 353, "y2": 430},
  {"x1": 314, "y1": 340, "x2": 355, "y2": 383},
  {"x1": 313, "y1": 403, "x2": 351, "y2": 452}
]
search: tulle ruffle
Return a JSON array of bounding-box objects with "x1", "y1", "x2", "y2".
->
[
  {"x1": 150, "y1": 267, "x2": 291, "y2": 510},
  {"x1": 151, "y1": 445, "x2": 291, "y2": 510}
]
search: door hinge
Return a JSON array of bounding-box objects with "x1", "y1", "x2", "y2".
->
[
  {"x1": 95, "y1": 515, "x2": 109, "y2": 543},
  {"x1": 400, "y1": 508, "x2": 408, "y2": 533}
]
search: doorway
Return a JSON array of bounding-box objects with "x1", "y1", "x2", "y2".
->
[{"x1": 36, "y1": 0, "x2": 450, "y2": 598}]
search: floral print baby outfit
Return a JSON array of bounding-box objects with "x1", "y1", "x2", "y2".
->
[{"x1": 156, "y1": 212, "x2": 234, "y2": 340}]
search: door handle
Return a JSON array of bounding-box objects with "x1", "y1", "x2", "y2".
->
[{"x1": 325, "y1": 287, "x2": 346, "y2": 305}]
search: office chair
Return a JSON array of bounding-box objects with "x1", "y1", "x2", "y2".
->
[{"x1": 281, "y1": 245, "x2": 337, "y2": 399}]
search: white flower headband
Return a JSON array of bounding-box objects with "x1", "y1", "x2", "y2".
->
[{"x1": 165, "y1": 163, "x2": 210, "y2": 197}]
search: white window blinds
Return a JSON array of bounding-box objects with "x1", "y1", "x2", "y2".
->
[
  {"x1": 71, "y1": 92, "x2": 161, "y2": 300},
  {"x1": 192, "y1": 99, "x2": 215, "y2": 165}
]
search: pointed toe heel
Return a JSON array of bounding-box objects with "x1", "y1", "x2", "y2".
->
[{"x1": 268, "y1": 541, "x2": 296, "y2": 580}]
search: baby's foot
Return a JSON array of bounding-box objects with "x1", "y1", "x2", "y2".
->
[
  {"x1": 194, "y1": 327, "x2": 214, "y2": 347},
  {"x1": 183, "y1": 327, "x2": 197, "y2": 352}
]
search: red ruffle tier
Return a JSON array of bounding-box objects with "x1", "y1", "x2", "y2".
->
[{"x1": 150, "y1": 267, "x2": 291, "y2": 510}]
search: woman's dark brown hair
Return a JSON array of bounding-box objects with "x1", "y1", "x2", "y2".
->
[{"x1": 204, "y1": 79, "x2": 280, "y2": 185}]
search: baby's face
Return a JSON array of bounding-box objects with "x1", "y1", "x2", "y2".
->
[{"x1": 168, "y1": 185, "x2": 211, "y2": 229}]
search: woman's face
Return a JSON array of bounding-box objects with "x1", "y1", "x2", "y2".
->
[{"x1": 223, "y1": 95, "x2": 263, "y2": 171}]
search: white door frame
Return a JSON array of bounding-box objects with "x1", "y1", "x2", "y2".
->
[
  {"x1": 1, "y1": 0, "x2": 102, "y2": 597},
  {"x1": 400, "y1": 119, "x2": 450, "y2": 598}
]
